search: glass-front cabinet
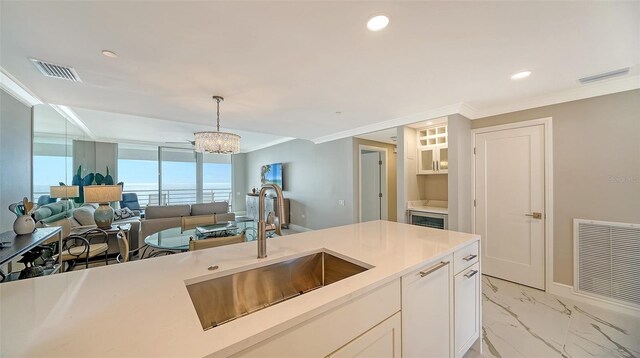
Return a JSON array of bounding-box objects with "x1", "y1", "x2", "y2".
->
[{"x1": 417, "y1": 123, "x2": 448, "y2": 175}]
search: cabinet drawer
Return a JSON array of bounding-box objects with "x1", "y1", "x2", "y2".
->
[{"x1": 453, "y1": 241, "x2": 479, "y2": 274}]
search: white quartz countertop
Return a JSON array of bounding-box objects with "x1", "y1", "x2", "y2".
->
[
  {"x1": 0, "y1": 221, "x2": 479, "y2": 357},
  {"x1": 407, "y1": 206, "x2": 449, "y2": 215}
]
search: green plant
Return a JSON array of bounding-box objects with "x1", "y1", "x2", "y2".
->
[
  {"x1": 104, "y1": 166, "x2": 114, "y2": 185},
  {"x1": 71, "y1": 165, "x2": 95, "y2": 203}
]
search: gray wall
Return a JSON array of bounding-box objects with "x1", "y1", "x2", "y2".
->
[
  {"x1": 0, "y1": 89, "x2": 32, "y2": 232},
  {"x1": 420, "y1": 174, "x2": 447, "y2": 201},
  {"x1": 244, "y1": 138, "x2": 354, "y2": 230},
  {"x1": 73, "y1": 140, "x2": 118, "y2": 181},
  {"x1": 472, "y1": 89, "x2": 640, "y2": 285}
]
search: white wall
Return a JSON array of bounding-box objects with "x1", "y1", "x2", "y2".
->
[
  {"x1": 244, "y1": 138, "x2": 354, "y2": 230},
  {"x1": 447, "y1": 114, "x2": 472, "y2": 233},
  {"x1": 396, "y1": 126, "x2": 420, "y2": 223},
  {"x1": 231, "y1": 153, "x2": 247, "y2": 212}
]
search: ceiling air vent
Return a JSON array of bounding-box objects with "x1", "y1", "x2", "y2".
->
[
  {"x1": 30, "y1": 58, "x2": 82, "y2": 82},
  {"x1": 579, "y1": 67, "x2": 629, "y2": 84}
]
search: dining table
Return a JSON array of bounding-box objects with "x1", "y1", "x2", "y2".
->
[{"x1": 143, "y1": 220, "x2": 257, "y2": 253}]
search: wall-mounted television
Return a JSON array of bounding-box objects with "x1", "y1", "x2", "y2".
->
[{"x1": 261, "y1": 163, "x2": 283, "y2": 189}]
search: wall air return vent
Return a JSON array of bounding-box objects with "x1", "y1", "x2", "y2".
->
[
  {"x1": 578, "y1": 67, "x2": 630, "y2": 84},
  {"x1": 574, "y1": 219, "x2": 640, "y2": 308},
  {"x1": 30, "y1": 58, "x2": 82, "y2": 82}
]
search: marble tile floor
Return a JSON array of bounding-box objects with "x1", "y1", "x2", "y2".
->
[{"x1": 466, "y1": 276, "x2": 640, "y2": 358}]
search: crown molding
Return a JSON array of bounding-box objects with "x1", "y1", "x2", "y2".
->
[
  {"x1": 242, "y1": 137, "x2": 295, "y2": 153},
  {"x1": 311, "y1": 75, "x2": 640, "y2": 143},
  {"x1": 0, "y1": 67, "x2": 42, "y2": 107},
  {"x1": 312, "y1": 102, "x2": 465, "y2": 144},
  {"x1": 466, "y1": 75, "x2": 640, "y2": 119}
]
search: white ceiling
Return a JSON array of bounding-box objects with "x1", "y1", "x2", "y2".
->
[
  {"x1": 2, "y1": 1, "x2": 639, "y2": 143},
  {"x1": 356, "y1": 128, "x2": 397, "y2": 145},
  {"x1": 33, "y1": 104, "x2": 85, "y2": 138},
  {"x1": 70, "y1": 107, "x2": 293, "y2": 153}
]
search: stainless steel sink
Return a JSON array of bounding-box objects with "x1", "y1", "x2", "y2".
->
[{"x1": 186, "y1": 251, "x2": 370, "y2": 330}]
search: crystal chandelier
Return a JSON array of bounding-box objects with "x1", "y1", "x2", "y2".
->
[{"x1": 194, "y1": 96, "x2": 241, "y2": 154}]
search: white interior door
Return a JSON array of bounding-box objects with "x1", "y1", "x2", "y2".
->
[
  {"x1": 361, "y1": 151, "x2": 381, "y2": 222},
  {"x1": 475, "y1": 125, "x2": 545, "y2": 289}
]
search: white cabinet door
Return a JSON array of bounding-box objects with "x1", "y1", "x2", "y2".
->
[
  {"x1": 437, "y1": 145, "x2": 448, "y2": 174},
  {"x1": 454, "y1": 263, "x2": 481, "y2": 358},
  {"x1": 328, "y1": 313, "x2": 401, "y2": 358},
  {"x1": 402, "y1": 256, "x2": 453, "y2": 358},
  {"x1": 418, "y1": 147, "x2": 437, "y2": 174}
]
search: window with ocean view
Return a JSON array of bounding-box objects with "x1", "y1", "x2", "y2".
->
[
  {"x1": 33, "y1": 136, "x2": 73, "y2": 202},
  {"x1": 118, "y1": 144, "x2": 232, "y2": 207}
]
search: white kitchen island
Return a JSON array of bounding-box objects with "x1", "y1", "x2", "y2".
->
[{"x1": 0, "y1": 221, "x2": 481, "y2": 357}]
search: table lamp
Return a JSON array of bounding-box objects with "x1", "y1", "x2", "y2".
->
[
  {"x1": 83, "y1": 185, "x2": 122, "y2": 229},
  {"x1": 50, "y1": 185, "x2": 80, "y2": 218},
  {"x1": 50, "y1": 185, "x2": 79, "y2": 200}
]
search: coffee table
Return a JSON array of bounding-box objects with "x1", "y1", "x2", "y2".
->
[{"x1": 144, "y1": 222, "x2": 241, "y2": 252}]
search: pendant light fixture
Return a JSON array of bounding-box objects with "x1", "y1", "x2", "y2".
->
[{"x1": 194, "y1": 96, "x2": 241, "y2": 154}]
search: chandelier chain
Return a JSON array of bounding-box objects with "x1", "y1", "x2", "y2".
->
[{"x1": 216, "y1": 97, "x2": 221, "y2": 132}]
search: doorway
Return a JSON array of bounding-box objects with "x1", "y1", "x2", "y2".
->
[
  {"x1": 472, "y1": 118, "x2": 553, "y2": 290},
  {"x1": 359, "y1": 145, "x2": 388, "y2": 222}
]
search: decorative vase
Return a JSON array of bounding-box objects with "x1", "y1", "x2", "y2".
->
[
  {"x1": 13, "y1": 215, "x2": 35, "y2": 235},
  {"x1": 94, "y1": 203, "x2": 115, "y2": 229}
]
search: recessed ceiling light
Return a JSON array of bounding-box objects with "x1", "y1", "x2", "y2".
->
[
  {"x1": 511, "y1": 71, "x2": 531, "y2": 80},
  {"x1": 425, "y1": 121, "x2": 433, "y2": 126},
  {"x1": 101, "y1": 50, "x2": 118, "y2": 58},
  {"x1": 367, "y1": 15, "x2": 389, "y2": 32}
]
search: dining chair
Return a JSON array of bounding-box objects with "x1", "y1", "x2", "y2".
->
[
  {"x1": 181, "y1": 214, "x2": 216, "y2": 233},
  {"x1": 188, "y1": 233, "x2": 245, "y2": 251},
  {"x1": 58, "y1": 228, "x2": 109, "y2": 271},
  {"x1": 116, "y1": 230, "x2": 129, "y2": 263}
]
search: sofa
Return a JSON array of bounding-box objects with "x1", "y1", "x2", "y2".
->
[
  {"x1": 139, "y1": 202, "x2": 235, "y2": 249},
  {"x1": 33, "y1": 201, "x2": 142, "y2": 251}
]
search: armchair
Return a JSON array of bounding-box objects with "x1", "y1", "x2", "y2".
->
[{"x1": 120, "y1": 193, "x2": 143, "y2": 216}]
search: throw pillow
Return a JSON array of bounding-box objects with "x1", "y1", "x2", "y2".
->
[
  {"x1": 114, "y1": 207, "x2": 134, "y2": 221},
  {"x1": 73, "y1": 206, "x2": 96, "y2": 226}
]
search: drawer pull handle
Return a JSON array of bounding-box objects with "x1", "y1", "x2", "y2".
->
[
  {"x1": 463, "y1": 254, "x2": 478, "y2": 262},
  {"x1": 419, "y1": 261, "x2": 450, "y2": 278},
  {"x1": 464, "y1": 270, "x2": 479, "y2": 279}
]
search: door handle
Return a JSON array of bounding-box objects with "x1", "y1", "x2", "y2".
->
[
  {"x1": 432, "y1": 161, "x2": 435, "y2": 171},
  {"x1": 419, "y1": 261, "x2": 450, "y2": 278},
  {"x1": 525, "y1": 212, "x2": 542, "y2": 219},
  {"x1": 436, "y1": 161, "x2": 439, "y2": 171}
]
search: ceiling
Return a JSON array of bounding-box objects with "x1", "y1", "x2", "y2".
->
[
  {"x1": 2, "y1": 1, "x2": 639, "y2": 143},
  {"x1": 70, "y1": 107, "x2": 293, "y2": 152},
  {"x1": 356, "y1": 128, "x2": 397, "y2": 145}
]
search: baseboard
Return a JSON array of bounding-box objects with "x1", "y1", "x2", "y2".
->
[
  {"x1": 548, "y1": 282, "x2": 640, "y2": 317},
  {"x1": 288, "y1": 224, "x2": 313, "y2": 232}
]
